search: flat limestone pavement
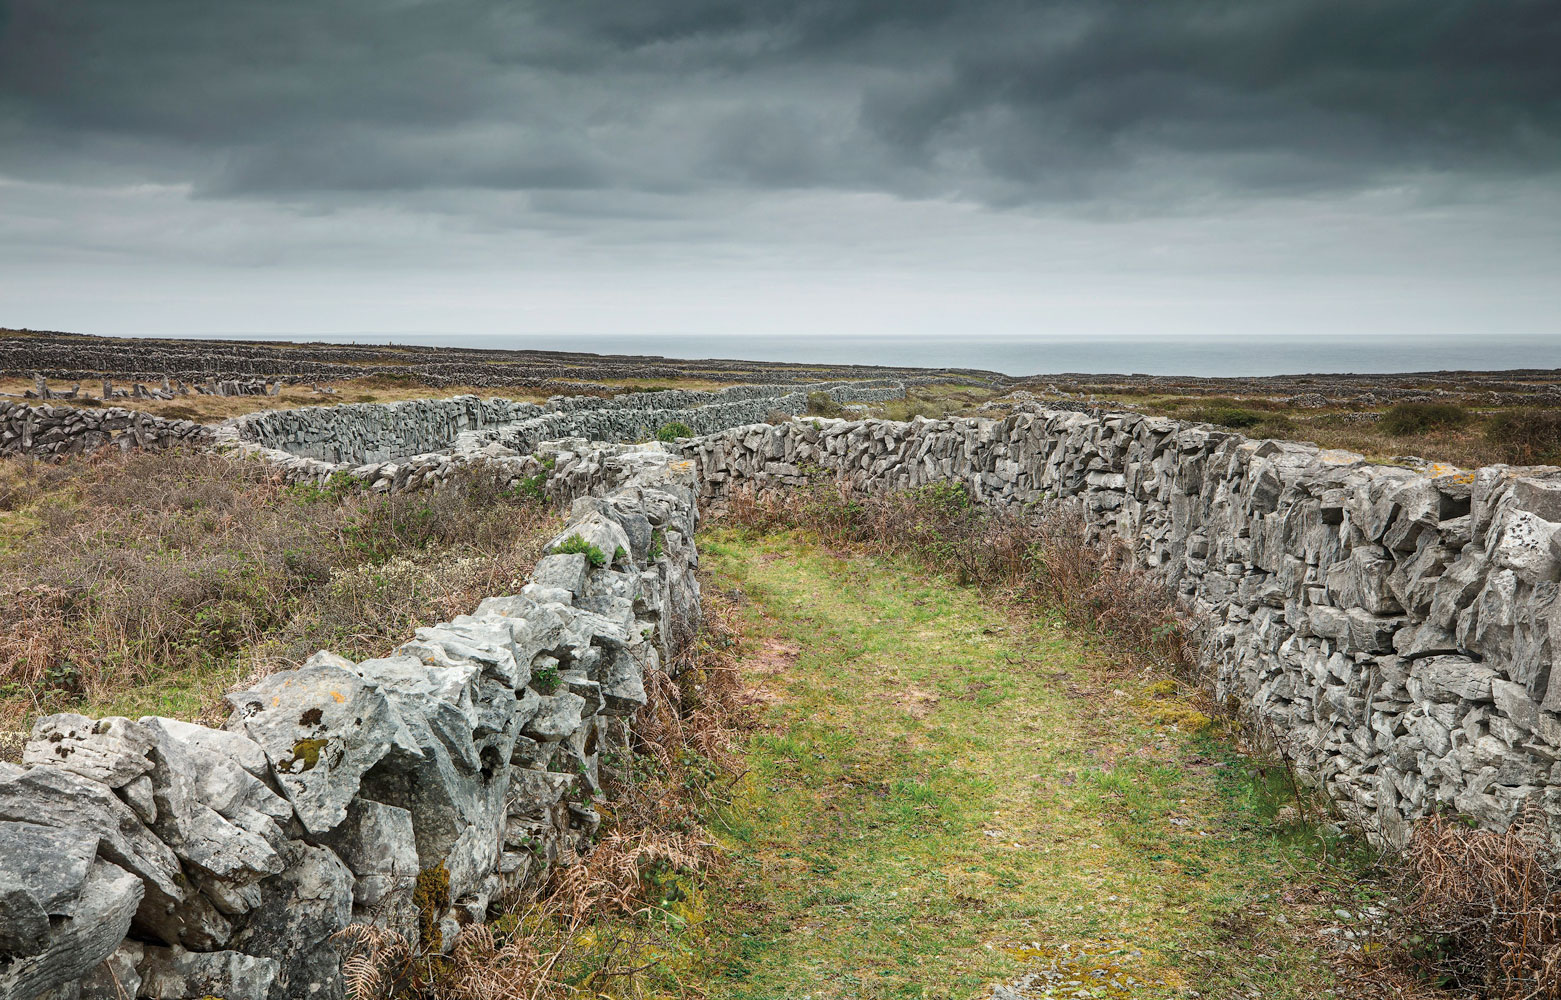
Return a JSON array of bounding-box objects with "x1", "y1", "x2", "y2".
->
[{"x1": 694, "y1": 527, "x2": 1358, "y2": 1000}]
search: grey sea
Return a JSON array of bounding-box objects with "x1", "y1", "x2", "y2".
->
[{"x1": 175, "y1": 333, "x2": 1560, "y2": 378}]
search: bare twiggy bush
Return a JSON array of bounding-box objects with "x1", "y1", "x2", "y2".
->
[
  {"x1": 1396, "y1": 809, "x2": 1561, "y2": 997},
  {"x1": 0, "y1": 448, "x2": 558, "y2": 726},
  {"x1": 722, "y1": 479, "x2": 1196, "y2": 677}
]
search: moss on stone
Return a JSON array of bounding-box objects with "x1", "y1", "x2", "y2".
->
[
  {"x1": 413, "y1": 861, "x2": 451, "y2": 953},
  {"x1": 283, "y1": 736, "x2": 329, "y2": 772}
]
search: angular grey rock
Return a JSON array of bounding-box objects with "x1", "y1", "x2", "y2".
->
[
  {"x1": 24, "y1": 714, "x2": 155, "y2": 788},
  {"x1": 119, "y1": 774, "x2": 157, "y2": 825},
  {"x1": 138, "y1": 946, "x2": 278, "y2": 1000},
  {"x1": 313, "y1": 799, "x2": 419, "y2": 938},
  {"x1": 0, "y1": 859, "x2": 142, "y2": 1000},
  {"x1": 531, "y1": 553, "x2": 590, "y2": 596},
  {"x1": 0, "y1": 821, "x2": 97, "y2": 919},
  {"x1": 599, "y1": 646, "x2": 649, "y2": 716},
  {"x1": 0, "y1": 877, "x2": 49, "y2": 959},
  {"x1": 0, "y1": 765, "x2": 184, "y2": 943},
  {"x1": 226, "y1": 664, "x2": 407, "y2": 835},
  {"x1": 149, "y1": 717, "x2": 271, "y2": 780},
  {"x1": 546, "y1": 514, "x2": 631, "y2": 570},
  {"x1": 78, "y1": 941, "x2": 143, "y2": 1000},
  {"x1": 228, "y1": 841, "x2": 353, "y2": 1000},
  {"x1": 137, "y1": 719, "x2": 285, "y2": 888},
  {"x1": 521, "y1": 692, "x2": 586, "y2": 741}
]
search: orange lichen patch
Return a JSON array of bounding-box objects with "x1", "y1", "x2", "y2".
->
[{"x1": 330, "y1": 690, "x2": 345, "y2": 703}]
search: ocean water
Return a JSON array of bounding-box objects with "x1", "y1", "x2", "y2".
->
[{"x1": 182, "y1": 333, "x2": 1561, "y2": 378}]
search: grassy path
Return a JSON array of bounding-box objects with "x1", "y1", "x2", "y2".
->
[{"x1": 686, "y1": 527, "x2": 1353, "y2": 1000}]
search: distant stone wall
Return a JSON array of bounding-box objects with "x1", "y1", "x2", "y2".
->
[
  {"x1": 213, "y1": 381, "x2": 906, "y2": 488},
  {"x1": 683, "y1": 412, "x2": 1561, "y2": 847},
  {"x1": 224, "y1": 396, "x2": 546, "y2": 464},
  {"x1": 0, "y1": 402, "x2": 211, "y2": 459},
  {"x1": 0, "y1": 446, "x2": 701, "y2": 1000},
  {"x1": 0, "y1": 382, "x2": 906, "y2": 469}
]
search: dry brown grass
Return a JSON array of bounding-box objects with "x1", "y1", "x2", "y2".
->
[
  {"x1": 999, "y1": 390, "x2": 1551, "y2": 470},
  {"x1": 1391, "y1": 811, "x2": 1561, "y2": 998},
  {"x1": 722, "y1": 479, "x2": 1196, "y2": 678},
  {"x1": 339, "y1": 591, "x2": 750, "y2": 1000},
  {"x1": 0, "y1": 448, "x2": 559, "y2": 728}
]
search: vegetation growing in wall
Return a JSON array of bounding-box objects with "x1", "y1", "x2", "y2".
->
[
  {"x1": 0, "y1": 449, "x2": 560, "y2": 731},
  {"x1": 550, "y1": 533, "x2": 607, "y2": 568},
  {"x1": 655, "y1": 421, "x2": 693, "y2": 442}
]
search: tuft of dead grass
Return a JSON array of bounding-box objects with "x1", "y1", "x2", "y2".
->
[{"x1": 1393, "y1": 810, "x2": 1561, "y2": 998}]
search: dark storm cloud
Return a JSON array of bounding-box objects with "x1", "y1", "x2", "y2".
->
[{"x1": 1, "y1": 0, "x2": 1558, "y2": 208}]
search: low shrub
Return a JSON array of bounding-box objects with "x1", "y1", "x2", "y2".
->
[
  {"x1": 1379, "y1": 402, "x2": 1470, "y2": 436},
  {"x1": 655, "y1": 421, "x2": 692, "y2": 442},
  {"x1": 157, "y1": 405, "x2": 203, "y2": 422},
  {"x1": 1196, "y1": 405, "x2": 1265, "y2": 429},
  {"x1": 805, "y1": 391, "x2": 845, "y2": 418},
  {"x1": 551, "y1": 533, "x2": 607, "y2": 567},
  {"x1": 0, "y1": 449, "x2": 559, "y2": 726},
  {"x1": 1486, "y1": 408, "x2": 1561, "y2": 465}
]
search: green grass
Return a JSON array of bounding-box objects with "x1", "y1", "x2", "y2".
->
[{"x1": 678, "y1": 527, "x2": 1363, "y2": 999}]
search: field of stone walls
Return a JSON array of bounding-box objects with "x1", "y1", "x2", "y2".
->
[
  {"x1": 211, "y1": 381, "x2": 905, "y2": 496},
  {"x1": 682, "y1": 411, "x2": 1561, "y2": 850},
  {"x1": 10, "y1": 385, "x2": 1561, "y2": 999}
]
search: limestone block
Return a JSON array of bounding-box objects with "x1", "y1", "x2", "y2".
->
[{"x1": 225, "y1": 664, "x2": 409, "y2": 836}]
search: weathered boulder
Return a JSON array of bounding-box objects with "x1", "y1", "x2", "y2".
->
[
  {"x1": 225, "y1": 664, "x2": 410, "y2": 835},
  {"x1": 531, "y1": 553, "x2": 590, "y2": 596},
  {"x1": 314, "y1": 799, "x2": 420, "y2": 940},
  {"x1": 138, "y1": 719, "x2": 285, "y2": 887},
  {"x1": 23, "y1": 715, "x2": 155, "y2": 788},
  {"x1": 138, "y1": 946, "x2": 278, "y2": 1000},
  {"x1": 0, "y1": 765, "x2": 185, "y2": 944},
  {"x1": 228, "y1": 841, "x2": 353, "y2": 1000},
  {"x1": 0, "y1": 859, "x2": 142, "y2": 1000},
  {"x1": 77, "y1": 942, "x2": 143, "y2": 1000}
]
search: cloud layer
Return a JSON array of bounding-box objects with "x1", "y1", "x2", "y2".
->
[{"x1": 0, "y1": 0, "x2": 1557, "y2": 339}]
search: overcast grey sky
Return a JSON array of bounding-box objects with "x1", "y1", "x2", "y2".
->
[{"x1": 1, "y1": 0, "x2": 1558, "y2": 340}]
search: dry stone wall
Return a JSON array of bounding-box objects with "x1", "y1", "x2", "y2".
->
[
  {"x1": 0, "y1": 402, "x2": 211, "y2": 460},
  {"x1": 222, "y1": 380, "x2": 904, "y2": 467},
  {"x1": 682, "y1": 412, "x2": 1561, "y2": 848},
  {"x1": 0, "y1": 446, "x2": 701, "y2": 1000},
  {"x1": 210, "y1": 381, "x2": 906, "y2": 495}
]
